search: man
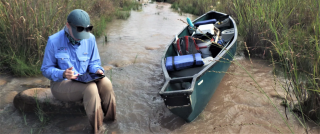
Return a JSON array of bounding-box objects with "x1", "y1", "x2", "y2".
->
[{"x1": 41, "y1": 9, "x2": 116, "y2": 133}]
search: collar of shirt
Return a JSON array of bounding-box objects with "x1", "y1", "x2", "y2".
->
[{"x1": 64, "y1": 26, "x2": 81, "y2": 46}]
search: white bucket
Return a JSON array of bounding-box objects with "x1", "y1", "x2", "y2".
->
[
  {"x1": 197, "y1": 39, "x2": 212, "y2": 58},
  {"x1": 221, "y1": 28, "x2": 234, "y2": 42}
]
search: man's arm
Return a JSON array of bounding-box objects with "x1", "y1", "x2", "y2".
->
[
  {"x1": 40, "y1": 39, "x2": 65, "y2": 81},
  {"x1": 88, "y1": 36, "x2": 105, "y2": 74}
]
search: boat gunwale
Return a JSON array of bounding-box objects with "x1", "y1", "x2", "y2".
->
[{"x1": 159, "y1": 10, "x2": 238, "y2": 95}]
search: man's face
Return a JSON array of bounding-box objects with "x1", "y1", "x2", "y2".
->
[{"x1": 66, "y1": 22, "x2": 80, "y2": 41}]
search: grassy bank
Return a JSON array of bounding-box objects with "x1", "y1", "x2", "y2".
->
[
  {"x1": 0, "y1": 0, "x2": 140, "y2": 76},
  {"x1": 169, "y1": 0, "x2": 320, "y2": 129}
]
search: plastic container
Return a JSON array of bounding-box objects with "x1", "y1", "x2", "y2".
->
[
  {"x1": 194, "y1": 19, "x2": 217, "y2": 27},
  {"x1": 196, "y1": 39, "x2": 212, "y2": 58},
  {"x1": 186, "y1": 17, "x2": 194, "y2": 28},
  {"x1": 196, "y1": 24, "x2": 214, "y2": 35},
  {"x1": 166, "y1": 53, "x2": 204, "y2": 71},
  {"x1": 202, "y1": 56, "x2": 214, "y2": 66},
  {"x1": 221, "y1": 28, "x2": 234, "y2": 42},
  {"x1": 214, "y1": 18, "x2": 230, "y2": 28}
]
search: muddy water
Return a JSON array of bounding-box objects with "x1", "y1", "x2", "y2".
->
[
  {"x1": 1, "y1": 1, "x2": 320, "y2": 134},
  {"x1": 170, "y1": 58, "x2": 320, "y2": 134}
]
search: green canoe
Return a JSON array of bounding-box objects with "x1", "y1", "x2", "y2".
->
[{"x1": 159, "y1": 11, "x2": 238, "y2": 122}]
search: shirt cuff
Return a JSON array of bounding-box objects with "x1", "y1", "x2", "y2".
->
[
  {"x1": 58, "y1": 70, "x2": 65, "y2": 80},
  {"x1": 92, "y1": 66, "x2": 104, "y2": 74}
]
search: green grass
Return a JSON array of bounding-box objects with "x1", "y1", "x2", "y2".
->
[
  {"x1": 110, "y1": 68, "x2": 112, "y2": 82},
  {"x1": 115, "y1": 10, "x2": 131, "y2": 19},
  {"x1": 34, "y1": 90, "x2": 47, "y2": 124},
  {"x1": 230, "y1": 0, "x2": 320, "y2": 128},
  {"x1": 134, "y1": 54, "x2": 139, "y2": 64},
  {"x1": 0, "y1": 0, "x2": 141, "y2": 76},
  {"x1": 169, "y1": 0, "x2": 320, "y2": 131},
  {"x1": 22, "y1": 112, "x2": 27, "y2": 125}
]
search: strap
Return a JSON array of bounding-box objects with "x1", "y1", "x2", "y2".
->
[
  {"x1": 172, "y1": 56, "x2": 177, "y2": 71},
  {"x1": 177, "y1": 39, "x2": 182, "y2": 55},
  {"x1": 185, "y1": 36, "x2": 189, "y2": 54},
  {"x1": 192, "y1": 54, "x2": 196, "y2": 66},
  {"x1": 192, "y1": 37, "x2": 200, "y2": 52}
]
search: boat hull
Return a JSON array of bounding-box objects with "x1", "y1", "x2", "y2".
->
[
  {"x1": 159, "y1": 11, "x2": 238, "y2": 122},
  {"x1": 171, "y1": 42, "x2": 236, "y2": 122}
]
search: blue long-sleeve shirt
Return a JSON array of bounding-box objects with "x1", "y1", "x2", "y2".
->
[{"x1": 40, "y1": 29, "x2": 104, "y2": 82}]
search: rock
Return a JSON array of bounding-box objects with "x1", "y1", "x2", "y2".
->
[
  {"x1": 109, "y1": 60, "x2": 132, "y2": 67},
  {"x1": 145, "y1": 46, "x2": 159, "y2": 50},
  {"x1": 20, "y1": 83, "x2": 50, "y2": 88},
  {"x1": 4, "y1": 91, "x2": 18, "y2": 103},
  {"x1": 269, "y1": 91, "x2": 294, "y2": 101},
  {"x1": 13, "y1": 88, "x2": 85, "y2": 115},
  {"x1": 269, "y1": 91, "x2": 283, "y2": 99},
  {"x1": 103, "y1": 65, "x2": 113, "y2": 71},
  {"x1": 0, "y1": 79, "x2": 7, "y2": 86},
  {"x1": 34, "y1": 79, "x2": 43, "y2": 84}
]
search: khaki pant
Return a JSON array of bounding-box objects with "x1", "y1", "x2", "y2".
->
[{"x1": 50, "y1": 77, "x2": 116, "y2": 133}]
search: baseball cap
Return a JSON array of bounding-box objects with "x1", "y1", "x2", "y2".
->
[{"x1": 67, "y1": 9, "x2": 91, "y2": 39}]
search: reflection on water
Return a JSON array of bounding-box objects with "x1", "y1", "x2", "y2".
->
[{"x1": 0, "y1": 2, "x2": 320, "y2": 134}]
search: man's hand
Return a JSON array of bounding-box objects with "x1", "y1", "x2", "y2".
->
[
  {"x1": 95, "y1": 69, "x2": 104, "y2": 82},
  {"x1": 63, "y1": 67, "x2": 78, "y2": 80},
  {"x1": 96, "y1": 69, "x2": 104, "y2": 75}
]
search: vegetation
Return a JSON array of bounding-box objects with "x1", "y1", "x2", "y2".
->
[
  {"x1": 170, "y1": 0, "x2": 320, "y2": 131},
  {"x1": 0, "y1": 0, "x2": 140, "y2": 76}
]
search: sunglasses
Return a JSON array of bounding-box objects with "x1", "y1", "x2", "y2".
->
[{"x1": 69, "y1": 23, "x2": 93, "y2": 32}]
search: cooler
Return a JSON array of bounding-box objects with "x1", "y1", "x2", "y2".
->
[{"x1": 196, "y1": 24, "x2": 214, "y2": 35}]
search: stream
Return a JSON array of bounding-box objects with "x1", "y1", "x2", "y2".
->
[{"x1": 0, "y1": 1, "x2": 320, "y2": 134}]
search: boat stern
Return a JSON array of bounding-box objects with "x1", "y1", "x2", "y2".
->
[{"x1": 159, "y1": 77, "x2": 195, "y2": 120}]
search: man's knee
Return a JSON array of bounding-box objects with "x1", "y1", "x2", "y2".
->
[
  {"x1": 101, "y1": 77, "x2": 112, "y2": 87},
  {"x1": 98, "y1": 77, "x2": 113, "y2": 93},
  {"x1": 84, "y1": 82, "x2": 99, "y2": 96},
  {"x1": 103, "y1": 77, "x2": 112, "y2": 84}
]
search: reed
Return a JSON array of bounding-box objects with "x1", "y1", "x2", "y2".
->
[
  {"x1": 231, "y1": 0, "x2": 320, "y2": 128},
  {"x1": 0, "y1": 0, "x2": 140, "y2": 76},
  {"x1": 169, "y1": 0, "x2": 320, "y2": 130},
  {"x1": 22, "y1": 111, "x2": 27, "y2": 125}
]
